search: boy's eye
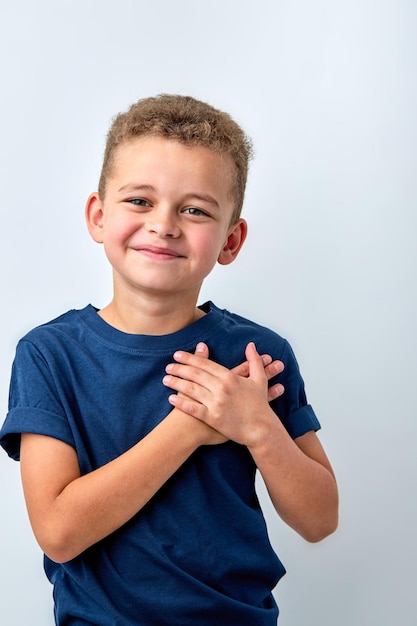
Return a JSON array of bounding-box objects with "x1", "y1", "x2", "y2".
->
[
  {"x1": 183, "y1": 207, "x2": 208, "y2": 217},
  {"x1": 128, "y1": 198, "x2": 150, "y2": 207}
]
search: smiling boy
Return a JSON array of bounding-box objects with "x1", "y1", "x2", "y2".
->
[
  {"x1": 87, "y1": 136, "x2": 246, "y2": 334},
  {"x1": 0, "y1": 95, "x2": 338, "y2": 625}
]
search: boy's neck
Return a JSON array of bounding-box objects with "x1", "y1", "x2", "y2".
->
[{"x1": 97, "y1": 295, "x2": 206, "y2": 336}]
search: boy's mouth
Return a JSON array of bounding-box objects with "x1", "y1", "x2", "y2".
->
[{"x1": 133, "y1": 245, "x2": 185, "y2": 260}]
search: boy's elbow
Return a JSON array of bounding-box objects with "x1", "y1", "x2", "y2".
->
[
  {"x1": 43, "y1": 541, "x2": 83, "y2": 564},
  {"x1": 44, "y1": 543, "x2": 81, "y2": 564},
  {"x1": 302, "y1": 510, "x2": 339, "y2": 543},
  {"x1": 305, "y1": 480, "x2": 339, "y2": 543},
  {"x1": 35, "y1": 524, "x2": 84, "y2": 564}
]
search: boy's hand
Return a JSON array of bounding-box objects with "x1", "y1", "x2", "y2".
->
[
  {"x1": 163, "y1": 342, "x2": 281, "y2": 448},
  {"x1": 194, "y1": 342, "x2": 285, "y2": 402},
  {"x1": 177, "y1": 343, "x2": 228, "y2": 447},
  {"x1": 231, "y1": 352, "x2": 284, "y2": 402}
]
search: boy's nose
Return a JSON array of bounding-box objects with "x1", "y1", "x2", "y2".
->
[{"x1": 145, "y1": 208, "x2": 180, "y2": 238}]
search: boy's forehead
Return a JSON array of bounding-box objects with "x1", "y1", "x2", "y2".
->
[{"x1": 110, "y1": 136, "x2": 236, "y2": 196}]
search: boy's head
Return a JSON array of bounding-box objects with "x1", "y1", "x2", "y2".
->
[{"x1": 98, "y1": 94, "x2": 253, "y2": 224}]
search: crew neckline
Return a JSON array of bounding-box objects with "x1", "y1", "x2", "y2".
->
[{"x1": 77, "y1": 301, "x2": 223, "y2": 353}]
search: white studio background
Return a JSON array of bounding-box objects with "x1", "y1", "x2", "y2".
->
[{"x1": 0, "y1": 1, "x2": 416, "y2": 625}]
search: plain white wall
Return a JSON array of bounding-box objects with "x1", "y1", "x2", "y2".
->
[{"x1": 1, "y1": 1, "x2": 416, "y2": 624}]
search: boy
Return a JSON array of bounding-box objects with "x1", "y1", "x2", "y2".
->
[{"x1": 0, "y1": 94, "x2": 338, "y2": 625}]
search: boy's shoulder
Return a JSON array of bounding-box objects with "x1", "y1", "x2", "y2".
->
[
  {"x1": 18, "y1": 306, "x2": 92, "y2": 346},
  {"x1": 208, "y1": 302, "x2": 291, "y2": 362},
  {"x1": 215, "y1": 303, "x2": 287, "y2": 342}
]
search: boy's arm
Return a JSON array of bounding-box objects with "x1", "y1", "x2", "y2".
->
[
  {"x1": 247, "y1": 425, "x2": 338, "y2": 543},
  {"x1": 20, "y1": 407, "x2": 224, "y2": 564},
  {"x1": 163, "y1": 342, "x2": 338, "y2": 543},
  {"x1": 19, "y1": 348, "x2": 283, "y2": 564}
]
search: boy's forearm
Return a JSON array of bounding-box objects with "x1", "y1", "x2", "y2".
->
[
  {"x1": 248, "y1": 416, "x2": 338, "y2": 542},
  {"x1": 22, "y1": 409, "x2": 215, "y2": 563}
]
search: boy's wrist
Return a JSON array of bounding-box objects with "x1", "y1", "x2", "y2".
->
[
  {"x1": 168, "y1": 407, "x2": 227, "y2": 448},
  {"x1": 245, "y1": 407, "x2": 285, "y2": 455}
]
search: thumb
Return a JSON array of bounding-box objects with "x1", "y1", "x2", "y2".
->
[
  {"x1": 245, "y1": 342, "x2": 266, "y2": 380},
  {"x1": 195, "y1": 342, "x2": 209, "y2": 358}
]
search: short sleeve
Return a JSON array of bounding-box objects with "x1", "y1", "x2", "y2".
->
[
  {"x1": 271, "y1": 340, "x2": 321, "y2": 439},
  {"x1": 0, "y1": 339, "x2": 75, "y2": 461}
]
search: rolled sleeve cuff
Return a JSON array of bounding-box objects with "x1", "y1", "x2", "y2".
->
[
  {"x1": 282, "y1": 404, "x2": 321, "y2": 440},
  {"x1": 0, "y1": 407, "x2": 75, "y2": 461}
]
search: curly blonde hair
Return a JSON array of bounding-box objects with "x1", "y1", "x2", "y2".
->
[{"x1": 98, "y1": 94, "x2": 253, "y2": 223}]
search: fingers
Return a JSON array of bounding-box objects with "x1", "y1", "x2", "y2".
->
[
  {"x1": 163, "y1": 363, "x2": 214, "y2": 398},
  {"x1": 163, "y1": 343, "x2": 216, "y2": 403},
  {"x1": 195, "y1": 342, "x2": 209, "y2": 358},
  {"x1": 268, "y1": 382, "x2": 285, "y2": 402},
  {"x1": 174, "y1": 343, "x2": 209, "y2": 401},
  {"x1": 176, "y1": 344, "x2": 284, "y2": 380},
  {"x1": 264, "y1": 359, "x2": 284, "y2": 378},
  {"x1": 163, "y1": 342, "x2": 283, "y2": 447},
  {"x1": 244, "y1": 343, "x2": 285, "y2": 402},
  {"x1": 162, "y1": 341, "x2": 209, "y2": 394},
  {"x1": 168, "y1": 349, "x2": 221, "y2": 378},
  {"x1": 165, "y1": 342, "x2": 285, "y2": 408},
  {"x1": 232, "y1": 354, "x2": 271, "y2": 377},
  {"x1": 167, "y1": 391, "x2": 206, "y2": 420},
  {"x1": 231, "y1": 352, "x2": 284, "y2": 375},
  {"x1": 245, "y1": 342, "x2": 269, "y2": 381},
  {"x1": 231, "y1": 361, "x2": 250, "y2": 377},
  {"x1": 259, "y1": 353, "x2": 285, "y2": 401}
]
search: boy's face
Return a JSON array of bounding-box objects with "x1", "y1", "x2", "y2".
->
[{"x1": 86, "y1": 137, "x2": 247, "y2": 304}]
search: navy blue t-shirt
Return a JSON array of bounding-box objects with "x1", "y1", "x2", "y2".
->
[{"x1": 0, "y1": 302, "x2": 320, "y2": 625}]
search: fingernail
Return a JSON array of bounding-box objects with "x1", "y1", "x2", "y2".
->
[{"x1": 196, "y1": 342, "x2": 205, "y2": 352}]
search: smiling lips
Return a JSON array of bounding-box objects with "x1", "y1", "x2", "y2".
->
[{"x1": 133, "y1": 245, "x2": 185, "y2": 260}]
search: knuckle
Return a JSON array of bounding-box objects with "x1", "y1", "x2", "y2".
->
[
  {"x1": 187, "y1": 402, "x2": 200, "y2": 418},
  {"x1": 196, "y1": 355, "x2": 208, "y2": 367},
  {"x1": 189, "y1": 381, "x2": 199, "y2": 396},
  {"x1": 221, "y1": 372, "x2": 234, "y2": 392}
]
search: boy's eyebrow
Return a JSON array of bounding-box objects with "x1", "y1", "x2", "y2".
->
[
  {"x1": 184, "y1": 193, "x2": 220, "y2": 209},
  {"x1": 117, "y1": 184, "x2": 220, "y2": 209},
  {"x1": 117, "y1": 183, "x2": 155, "y2": 194}
]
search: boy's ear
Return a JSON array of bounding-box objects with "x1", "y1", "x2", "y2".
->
[
  {"x1": 218, "y1": 219, "x2": 248, "y2": 266},
  {"x1": 85, "y1": 192, "x2": 105, "y2": 244}
]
